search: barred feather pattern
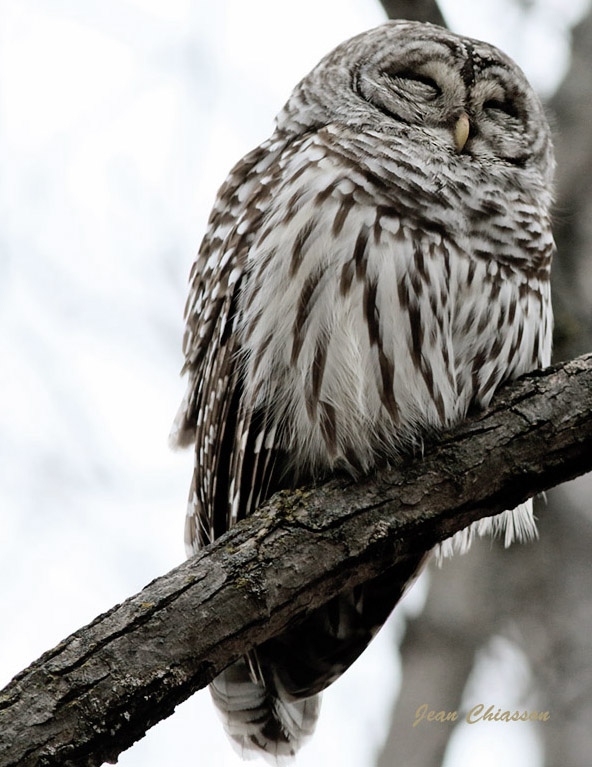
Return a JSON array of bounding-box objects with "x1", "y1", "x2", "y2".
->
[{"x1": 171, "y1": 20, "x2": 555, "y2": 761}]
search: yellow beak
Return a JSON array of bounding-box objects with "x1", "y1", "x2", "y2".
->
[{"x1": 454, "y1": 113, "x2": 470, "y2": 152}]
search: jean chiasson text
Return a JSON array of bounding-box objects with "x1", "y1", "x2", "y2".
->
[{"x1": 413, "y1": 703, "x2": 551, "y2": 727}]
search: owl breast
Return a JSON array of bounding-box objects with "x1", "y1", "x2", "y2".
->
[{"x1": 237, "y1": 127, "x2": 553, "y2": 478}]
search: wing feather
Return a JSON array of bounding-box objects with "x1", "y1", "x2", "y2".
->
[{"x1": 172, "y1": 135, "x2": 292, "y2": 552}]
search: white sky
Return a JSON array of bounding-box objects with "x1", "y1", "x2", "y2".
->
[{"x1": 0, "y1": 1, "x2": 588, "y2": 765}]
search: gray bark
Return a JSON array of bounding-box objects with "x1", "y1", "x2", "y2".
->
[{"x1": 0, "y1": 354, "x2": 591, "y2": 767}]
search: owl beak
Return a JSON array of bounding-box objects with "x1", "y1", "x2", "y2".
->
[{"x1": 454, "y1": 113, "x2": 470, "y2": 152}]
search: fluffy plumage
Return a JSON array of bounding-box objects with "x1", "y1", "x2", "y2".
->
[{"x1": 171, "y1": 20, "x2": 554, "y2": 760}]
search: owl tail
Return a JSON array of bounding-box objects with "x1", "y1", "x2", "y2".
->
[
  {"x1": 209, "y1": 657, "x2": 320, "y2": 763},
  {"x1": 210, "y1": 553, "x2": 426, "y2": 761}
]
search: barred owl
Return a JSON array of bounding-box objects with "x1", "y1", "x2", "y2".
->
[{"x1": 171, "y1": 20, "x2": 554, "y2": 761}]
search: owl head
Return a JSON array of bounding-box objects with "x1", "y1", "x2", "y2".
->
[{"x1": 276, "y1": 21, "x2": 554, "y2": 186}]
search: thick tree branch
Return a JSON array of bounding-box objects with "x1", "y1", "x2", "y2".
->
[{"x1": 1, "y1": 354, "x2": 591, "y2": 767}]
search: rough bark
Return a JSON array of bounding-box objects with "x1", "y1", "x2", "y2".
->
[{"x1": 0, "y1": 354, "x2": 591, "y2": 767}]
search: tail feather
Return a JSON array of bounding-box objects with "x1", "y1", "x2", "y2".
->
[
  {"x1": 209, "y1": 553, "x2": 426, "y2": 760},
  {"x1": 210, "y1": 658, "x2": 320, "y2": 762},
  {"x1": 259, "y1": 553, "x2": 427, "y2": 699}
]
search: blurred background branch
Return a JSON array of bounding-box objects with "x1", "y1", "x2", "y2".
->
[{"x1": 378, "y1": 0, "x2": 446, "y2": 26}]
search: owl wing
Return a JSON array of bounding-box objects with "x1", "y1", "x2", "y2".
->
[{"x1": 171, "y1": 136, "x2": 293, "y2": 552}]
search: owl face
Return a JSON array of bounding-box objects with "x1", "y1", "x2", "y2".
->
[{"x1": 278, "y1": 21, "x2": 553, "y2": 182}]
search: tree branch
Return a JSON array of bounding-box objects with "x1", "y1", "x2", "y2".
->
[
  {"x1": 1, "y1": 354, "x2": 591, "y2": 767},
  {"x1": 379, "y1": 0, "x2": 447, "y2": 26}
]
